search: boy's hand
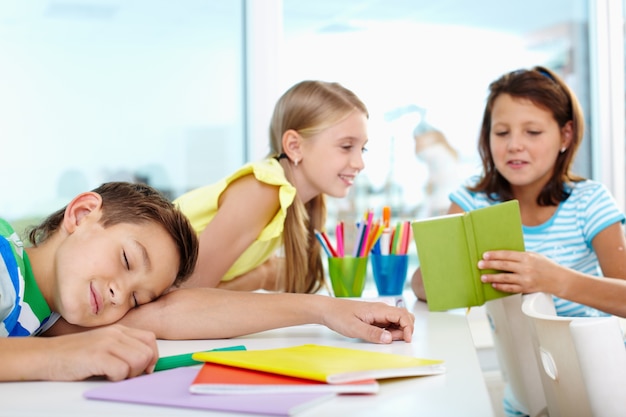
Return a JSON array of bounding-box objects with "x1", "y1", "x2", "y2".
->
[
  {"x1": 46, "y1": 324, "x2": 158, "y2": 381},
  {"x1": 321, "y1": 298, "x2": 415, "y2": 344}
]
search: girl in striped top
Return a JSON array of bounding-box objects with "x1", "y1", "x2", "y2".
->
[
  {"x1": 412, "y1": 66, "x2": 626, "y2": 314},
  {"x1": 410, "y1": 66, "x2": 626, "y2": 417}
]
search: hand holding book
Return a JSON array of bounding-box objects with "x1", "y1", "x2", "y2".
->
[{"x1": 412, "y1": 200, "x2": 525, "y2": 311}]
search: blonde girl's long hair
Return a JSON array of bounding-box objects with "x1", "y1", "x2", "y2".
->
[{"x1": 268, "y1": 80, "x2": 368, "y2": 293}]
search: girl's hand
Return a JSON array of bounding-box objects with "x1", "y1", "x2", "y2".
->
[
  {"x1": 478, "y1": 250, "x2": 565, "y2": 295},
  {"x1": 321, "y1": 298, "x2": 414, "y2": 344}
]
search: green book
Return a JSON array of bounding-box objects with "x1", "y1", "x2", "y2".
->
[{"x1": 411, "y1": 200, "x2": 525, "y2": 311}]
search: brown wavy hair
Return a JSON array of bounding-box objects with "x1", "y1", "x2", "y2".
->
[
  {"x1": 470, "y1": 66, "x2": 585, "y2": 205},
  {"x1": 269, "y1": 80, "x2": 368, "y2": 293},
  {"x1": 27, "y1": 182, "x2": 198, "y2": 287}
]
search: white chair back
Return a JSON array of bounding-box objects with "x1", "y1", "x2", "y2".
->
[
  {"x1": 522, "y1": 292, "x2": 626, "y2": 417},
  {"x1": 485, "y1": 294, "x2": 548, "y2": 417}
]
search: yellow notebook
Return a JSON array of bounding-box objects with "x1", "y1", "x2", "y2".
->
[{"x1": 192, "y1": 344, "x2": 445, "y2": 384}]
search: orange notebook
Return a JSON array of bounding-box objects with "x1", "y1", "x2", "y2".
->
[{"x1": 190, "y1": 362, "x2": 379, "y2": 395}]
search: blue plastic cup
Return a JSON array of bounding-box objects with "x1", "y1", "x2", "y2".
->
[{"x1": 370, "y1": 254, "x2": 409, "y2": 296}]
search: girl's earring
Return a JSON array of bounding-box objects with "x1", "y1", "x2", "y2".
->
[
  {"x1": 560, "y1": 147, "x2": 566, "y2": 153},
  {"x1": 294, "y1": 159, "x2": 299, "y2": 167}
]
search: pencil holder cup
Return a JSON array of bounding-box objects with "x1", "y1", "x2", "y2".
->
[
  {"x1": 370, "y1": 254, "x2": 409, "y2": 296},
  {"x1": 327, "y1": 256, "x2": 368, "y2": 297}
]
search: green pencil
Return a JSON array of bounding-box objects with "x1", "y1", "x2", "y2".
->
[
  {"x1": 391, "y1": 221, "x2": 402, "y2": 255},
  {"x1": 154, "y1": 345, "x2": 246, "y2": 372}
]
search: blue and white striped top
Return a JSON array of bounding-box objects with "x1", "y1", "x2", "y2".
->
[
  {"x1": 450, "y1": 179, "x2": 625, "y2": 317},
  {"x1": 0, "y1": 219, "x2": 55, "y2": 337}
]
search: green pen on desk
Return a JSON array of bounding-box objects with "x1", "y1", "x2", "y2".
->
[{"x1": 154, "y1": 345, "x2": 247, "y2": 372}]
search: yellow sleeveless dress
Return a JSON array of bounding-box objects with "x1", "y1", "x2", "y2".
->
[{"x1": 173, "y1": 158, "x2": 296, "y2": 281}]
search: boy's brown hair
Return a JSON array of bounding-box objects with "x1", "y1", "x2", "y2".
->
[{"x1": 28, "y1": 182, "x2": 198, "y2": 287}]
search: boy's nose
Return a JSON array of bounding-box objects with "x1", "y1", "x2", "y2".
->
[{"x1": 108, "y1": 285, "x2": 126, "y2": 306}]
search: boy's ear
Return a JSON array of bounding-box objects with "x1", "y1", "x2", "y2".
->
[
  {"x1": 62, "y1": 192, "x2": 103, "y2": 233},
  {"x1": 281, "y1": 129, "x2": 303, "y2": 162}
]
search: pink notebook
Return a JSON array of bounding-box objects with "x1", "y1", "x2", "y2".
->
[{"x1": 84, "y1": 367, "x2": 333, "y2": 416}]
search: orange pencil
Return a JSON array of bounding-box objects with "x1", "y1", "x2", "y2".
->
[
  {"x1": 365, "y1": 221, "x2": 380, "y2": 254},
  {"x1": 382, "y1": 206, "x2": 391, "y2": 228}
]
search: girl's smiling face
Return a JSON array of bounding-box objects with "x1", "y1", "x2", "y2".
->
[
  {"x1": 293, "y1": 110, "x2": 369, "y2": 203},
  {"x1": 53, "y1": 215, "x2": 179, "y2": 327},
  {"x1": 489, "y1": 93, "x2": 572, "y2": 194}
]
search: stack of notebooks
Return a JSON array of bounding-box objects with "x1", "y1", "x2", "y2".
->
[{"x1": 85, "y1": 344, "x2": 445, "y2": 416}]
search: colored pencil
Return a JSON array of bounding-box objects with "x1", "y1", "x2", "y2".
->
[
  {"x1": 315, "y1": 230, "x2": 333, "y2": 257},
  {"x1": 336, "y1": 222, "x2": 344, "y2": 257}
]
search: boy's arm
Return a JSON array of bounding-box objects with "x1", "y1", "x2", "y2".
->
[
  {"x1": 119, "y1": 288, "x2": 414, "y2": 344},
  {"x1": 0, "y1": 324, "x2": 158, "y2": 381}
]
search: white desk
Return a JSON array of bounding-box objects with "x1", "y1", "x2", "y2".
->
[{"x1": 0, "y1": 295, "x2": 494, "y2": 417}]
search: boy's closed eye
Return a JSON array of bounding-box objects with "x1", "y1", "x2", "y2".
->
[{"x1": 123, "y1": 250, "x2": 130, "y2": 270}]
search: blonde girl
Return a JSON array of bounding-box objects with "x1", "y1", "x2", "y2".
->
[{"x1": 174, "y1": 80, "x2": 369, "y2": 293}]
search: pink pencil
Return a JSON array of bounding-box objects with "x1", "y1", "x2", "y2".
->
[
  {"x1": 336, "y1": 222, "x2": 344, "y2": 257},
  {"x1": 400, "y1": 221, "x2": 411, "y2": 255}
]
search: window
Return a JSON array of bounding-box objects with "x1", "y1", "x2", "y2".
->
[
  {"x1": 2, "y1": 1, "x2": 623, "y2": 235},
  {"x1": 0, "y1": 1, "x2": 244, "y2": 226},
  {"x1": 281, "y1": 0, "x2": 595, "y2": 225}
]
